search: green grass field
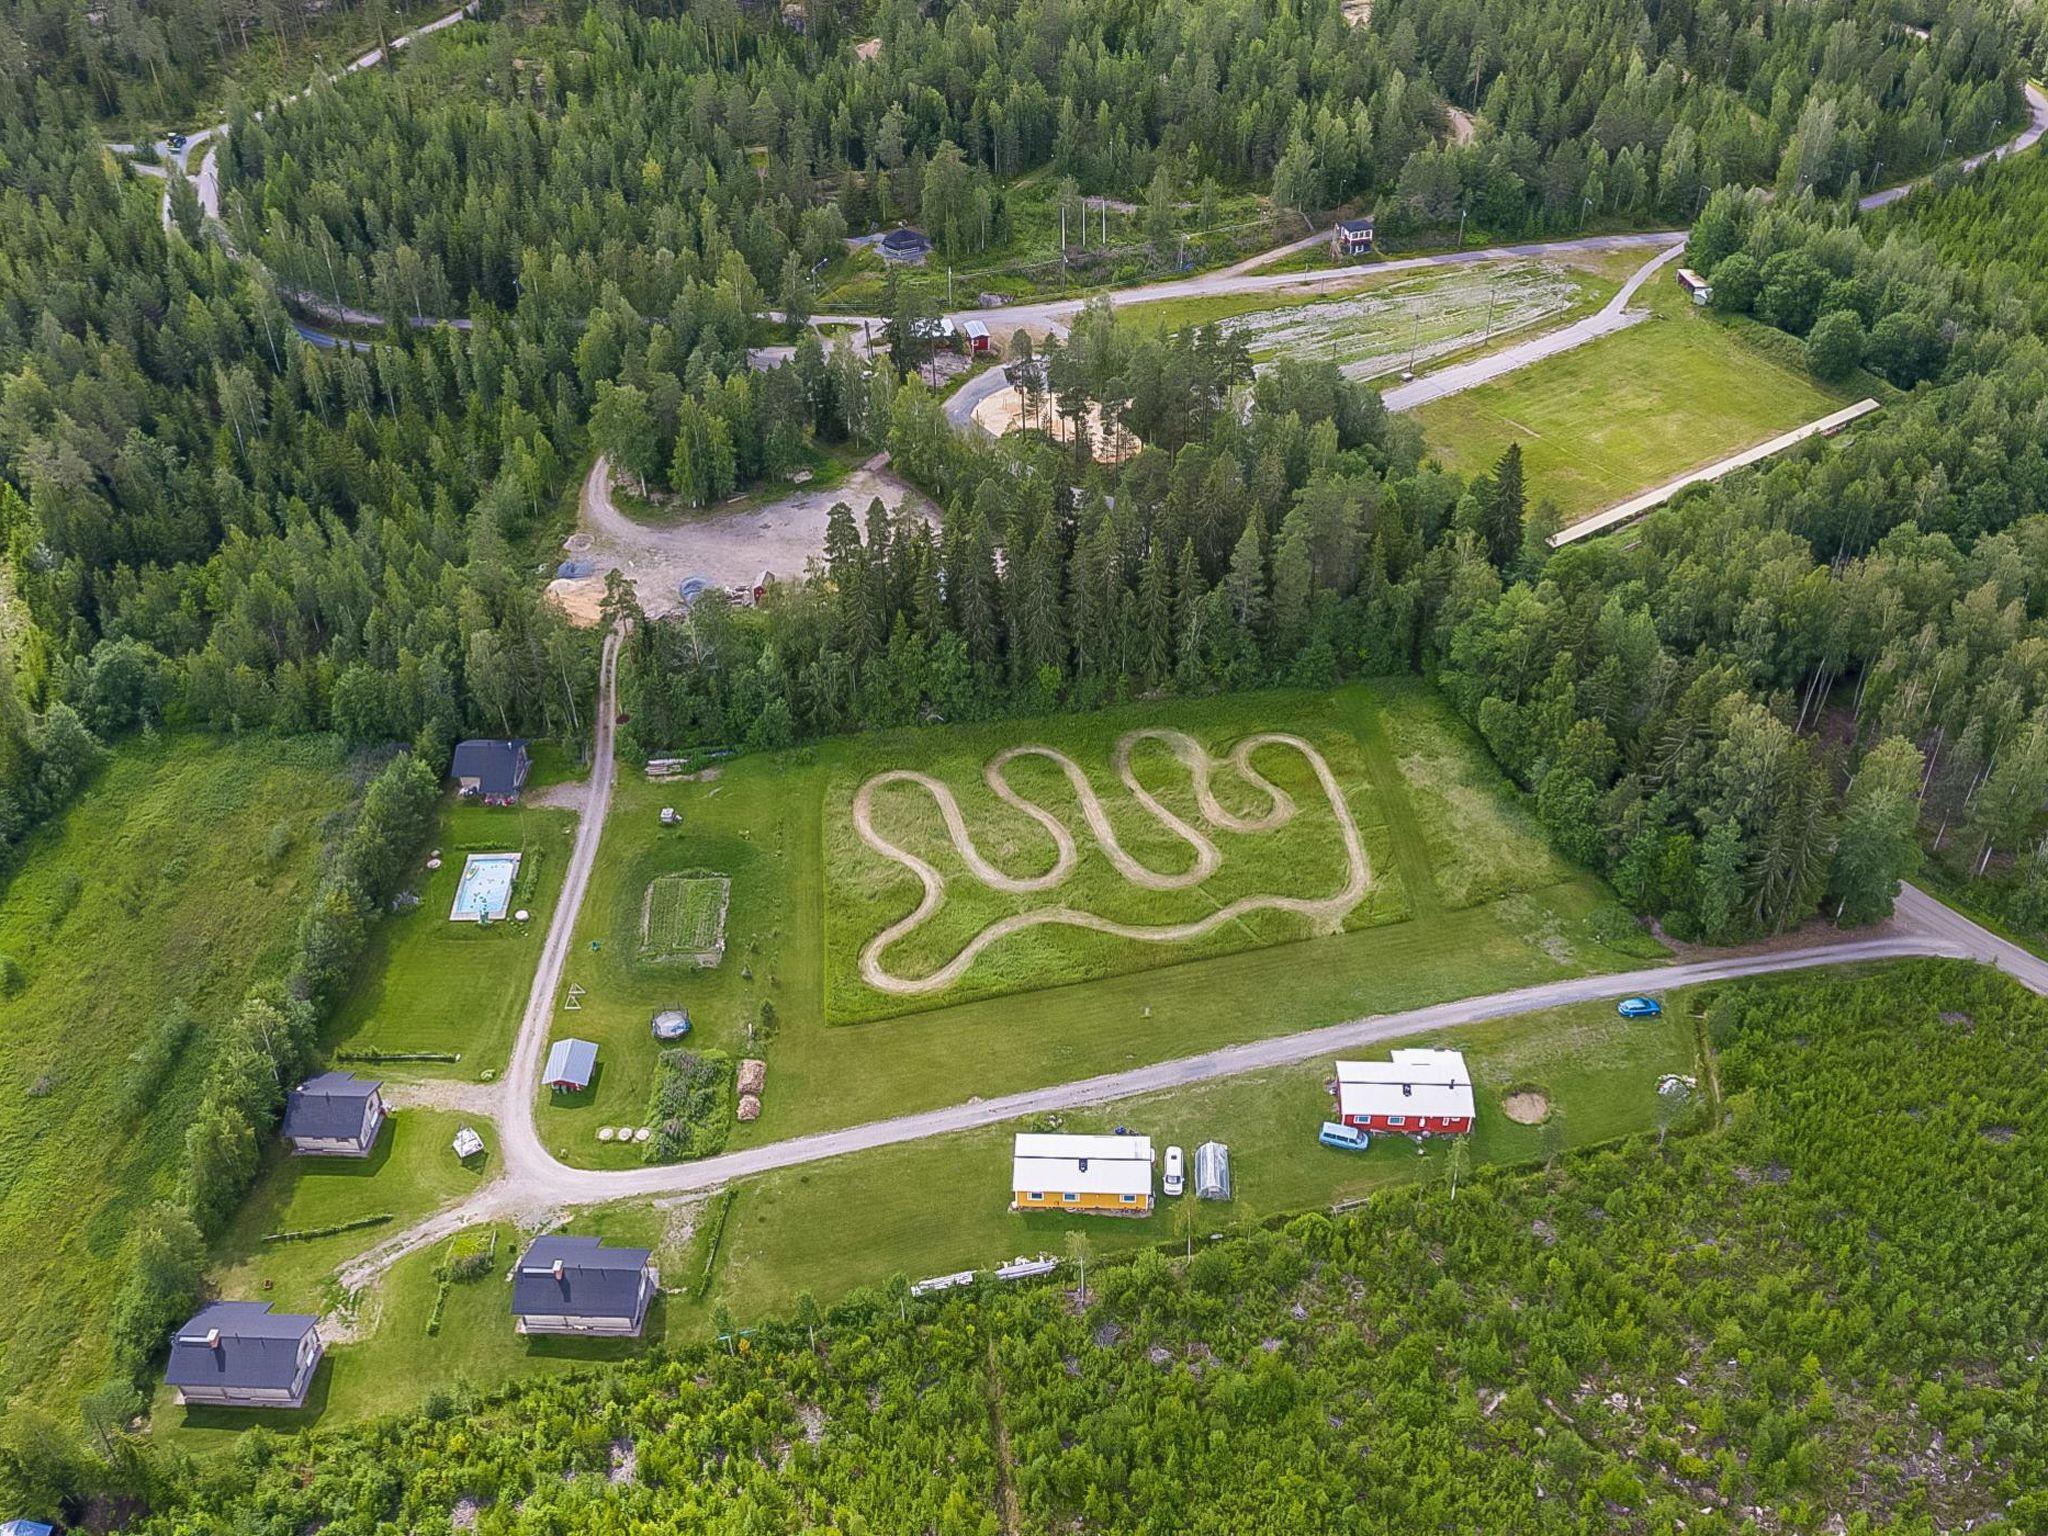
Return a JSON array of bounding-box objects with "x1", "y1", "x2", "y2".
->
[
  {"x1": 209, "y1": 1107, "x2": 499, "y2": 1315},
  {"x1": 533, "y1": 679, "x2": 1660, "y2": 1169},
  {"x1": 0, "y1": 734, "x2": 356, "y2": 1411},
  {"x1": 826, "y1": 698, "x2": 1399, "y2": 1015},
  {"x1": 711, "y1": 995, "x2": 1702, "y2": 1320},
  {"x1": 163, "y1": 989, "x2": 1701, "y2": 1441},
  {"x1": 322, "y1": 797, "x2": 577, "y2": 1076},
  {"x1": 1410, "y1": 278, "x2": 1853, "y2": 521}
]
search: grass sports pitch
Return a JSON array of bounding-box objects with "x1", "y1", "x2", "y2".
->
[{"x1": 639, "y1": 873, "x2": 731, "y2": 963}]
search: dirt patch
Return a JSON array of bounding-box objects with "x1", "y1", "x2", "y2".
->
[
  {"x1": 523, "y1": 779, "x2": 588, "y2": 811},
  {"x1": 546, "y1": 575, "x2": 607, "y2": 627},
  {"x1": 1500, "y1": 1090, "x2": 1550, "y2": 1125},
  {"x1": 970, "y1": 384, "x2": 1141, "y2": 461},
  {"x1": 580, "y1": 456, "x2": 939, "y2": 620}
]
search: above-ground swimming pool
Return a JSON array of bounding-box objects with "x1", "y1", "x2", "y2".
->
[{"x1": 450, "y1": 852, "x2": 522, "y2": 922}]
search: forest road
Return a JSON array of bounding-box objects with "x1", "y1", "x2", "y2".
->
[
  {"x1": 1858, "y1": 80, "x2": 2048, "y2": 209},
  {"x1": 341, "y1": 877, "x2": 2040, "y2": 1288}
]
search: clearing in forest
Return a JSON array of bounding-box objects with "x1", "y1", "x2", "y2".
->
[
  {"x1": 850, "y1": 729, "x2": 1372, "y2": 996},
  {"x1": 1119, "y1": 257, "x2": 1624, "y2": 382},
  {"x1": 1411, "y1": 276, "x2": 1853, "y2": 522}
]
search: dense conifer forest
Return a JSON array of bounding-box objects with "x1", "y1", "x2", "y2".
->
[{"x1": 6, "y1": 0, "x2": 2048, "y2": 1520}]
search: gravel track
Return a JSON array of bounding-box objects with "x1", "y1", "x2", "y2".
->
[{"x1": 852, "y1": 730, "x2": 1370, "y2": 995}]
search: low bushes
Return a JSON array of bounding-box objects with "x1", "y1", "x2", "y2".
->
[
  {"x1": 262, "y1": 1213, "x2": 393, "y2": 1244},
  {"x1": 645, "y1": 1049, "x2": 733, "y2": 1162}
]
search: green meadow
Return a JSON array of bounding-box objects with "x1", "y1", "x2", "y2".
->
[{"x1": 0, "y1": 734, "x2": 355, "y2": 1410}]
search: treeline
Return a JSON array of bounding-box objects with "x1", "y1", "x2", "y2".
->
[
  {"x1": 24, "y1": 962, "x2": 2037, "y2": 1530},
  {"x1": 1867, "y1": 142, "x2": 2048, "y2": 337},
  {"x1": 0, "y1": 0, "x2": 462, "y2": 125},
  {"x1": 1688, "y1": 184, "x2": 1964, "y2": 386},
  {"x1": 0, "y1": 89, "x2": 604, "y2": 858},
  {"x1": 210, "y1": 0, "x2": 2028, "y2": 324},
  {"x1": 106, "y1": 752, "x2": 437, "y2": 1405}
]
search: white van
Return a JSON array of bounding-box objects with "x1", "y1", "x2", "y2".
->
[{"x1": 1163, "y1": 1145, "x2": 1185, "y2": 1197}]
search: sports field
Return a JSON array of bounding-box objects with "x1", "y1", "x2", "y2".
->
[
  {"x1": 535, "y1": 679, "x2": 1663, "y2": 1168},
  {"x1": 1410, "y1": 278, "x2": 1852, "y2": 522}
]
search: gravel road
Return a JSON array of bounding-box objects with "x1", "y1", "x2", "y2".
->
[{"x1": 342, "y1": 867, "x2": 2048, "y2": 1290}]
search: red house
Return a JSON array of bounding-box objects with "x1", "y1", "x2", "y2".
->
[{"x1": 1333, "y1": 1048, "x2": 1475, "y2": 1135}]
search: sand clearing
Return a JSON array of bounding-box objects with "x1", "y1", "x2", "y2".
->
[
  {"x1": 969, "y1": 385, "x2": 1141, "y2": 460},
  {"x1": 852, "y1": 729, "x2": 1371, "y2": 994},
  {"x1": 1501, "y1": 1090, "x2": 1550, "y2": 1125}
]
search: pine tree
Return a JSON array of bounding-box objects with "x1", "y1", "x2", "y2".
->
[
  {"x1": 1482, "y1": 443, "x2": 1525, "y2": 569},
  {"x1": 1224, "y1": 511, "x2": 1267, "y2": 632}
]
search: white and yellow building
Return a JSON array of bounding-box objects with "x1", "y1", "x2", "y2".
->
[{"x1": 1011, "y1": 1133, "x2": 1155, "y2": 1216}]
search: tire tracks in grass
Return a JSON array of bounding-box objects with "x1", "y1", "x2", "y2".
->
[
  {"x1": 852, "y1": 730, "x2": 1372, "y2": 994},
  {"x1": 1351, "y1": 700, "x2": 1442, "y2": 921}
]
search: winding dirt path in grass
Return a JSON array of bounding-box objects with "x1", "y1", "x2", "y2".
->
[{"x1": 851, "y1": 730, "x2": 1370, "y2": 995}]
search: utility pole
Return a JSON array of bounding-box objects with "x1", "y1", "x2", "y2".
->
[
  {"x1": 1484, "y1": 277, "x2": 1496, "y2": 340},
  {"x1": 1458, "y1": 203, "x2": 1468, "y2": 248},
  {"x1": 1408, "y1": 306, "x2": 1421, "y2": 372},
  {"x1": 948, "y1": 265, "x2": 953, "y2": 307}
]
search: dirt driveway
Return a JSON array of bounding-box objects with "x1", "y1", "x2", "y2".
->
[{"x1": 568, "y1": 455, "x2": 940, "y2": 619}]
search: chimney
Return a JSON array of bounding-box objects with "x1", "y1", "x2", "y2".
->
[
  {"x1": 552, "y1": 1259, "x2": 565, "y2": 1281},
  {"x1": 205, "y1": 1329, "x2": 222, "y2": 1349},
  {"x1": 1402, "y1": 1082, "x2": 1412, "y2": 1097}
]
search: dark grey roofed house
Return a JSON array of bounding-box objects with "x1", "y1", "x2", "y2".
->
[
  {"x1": 451, "y1": 738, "x2": 531, "y2": 804},
  {"x1": 165, "y1": 1302, "x2": 324, "y2": 1409},
  {"x1": 1332, "y1": 216, "x2": 1375, "y2": 256},
  {"x1": 878, "y1": 226, "x2": 931, "y2": 263},
  {"x1": 511, "y1": 1236, "x2": 658, "y2": 1336},
  {"x1": 281, "y1": 1071, "x2": 386, "y2": 1157}
]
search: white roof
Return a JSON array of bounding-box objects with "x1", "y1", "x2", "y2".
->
[
  {"x1": 1335, "y1": 1048, "x2": 1475, "y2": 1120},
  {"x1": 963, "y1": 319, "x2": 990, "y2": 338},
  {"x1": 1012, "y1": 1132, "x2": 1154, "y2": 1197}
]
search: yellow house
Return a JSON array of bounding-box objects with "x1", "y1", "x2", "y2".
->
[{"x1": 1012, "y1": 1133, "x2": 1154, "y2": 1216}]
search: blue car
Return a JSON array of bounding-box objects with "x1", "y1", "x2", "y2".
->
[
  {"x1": 1318, "y1": 1121, "x2": 1370, "y2": 1151},
  {"x1": 1617, "y1": 996, "x2": 1663, "y2": 1019}
]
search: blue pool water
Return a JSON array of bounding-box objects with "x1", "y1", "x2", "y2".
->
[{"x1": 450, "y1": 852, "x2": 521, "y2": 922}]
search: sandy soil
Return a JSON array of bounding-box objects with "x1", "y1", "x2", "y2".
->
[
  {"x1": 577, "y1": 455, "x2": 939, "y2": 618},
  {"x1": 851, "y1": 730, "x2": 1372, "y2": 995},
  {"x1": 1500, "y1": 1090, "x2": 1550, "y2": 1125},
  {"x1": 969, "y1": 385, "x2": 1142, "y2": 460}
]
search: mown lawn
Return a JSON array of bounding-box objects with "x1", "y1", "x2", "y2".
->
[
  {"x1": 209, "y1": 1107, "x2": 500, "y2": 1315},
  {"x1": 165, "y1": 992, "x2": 1698, "y2": 1441},
  {"x1": 1409, "y1": 278, "x2": 1853, "y2": 521},
  {"x1": 324, "y1": 796, "x2": 577, "y2": 1077},
  {"x1": 537, "y1": 679, "x2": 1663, "y2": 1169},
  {"x1": 710, "y1": 994, "x2": 1700, "y2": 1321},
  {"x1": 0, "y1": 733, "x2": 355, "y2": 1412}
]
